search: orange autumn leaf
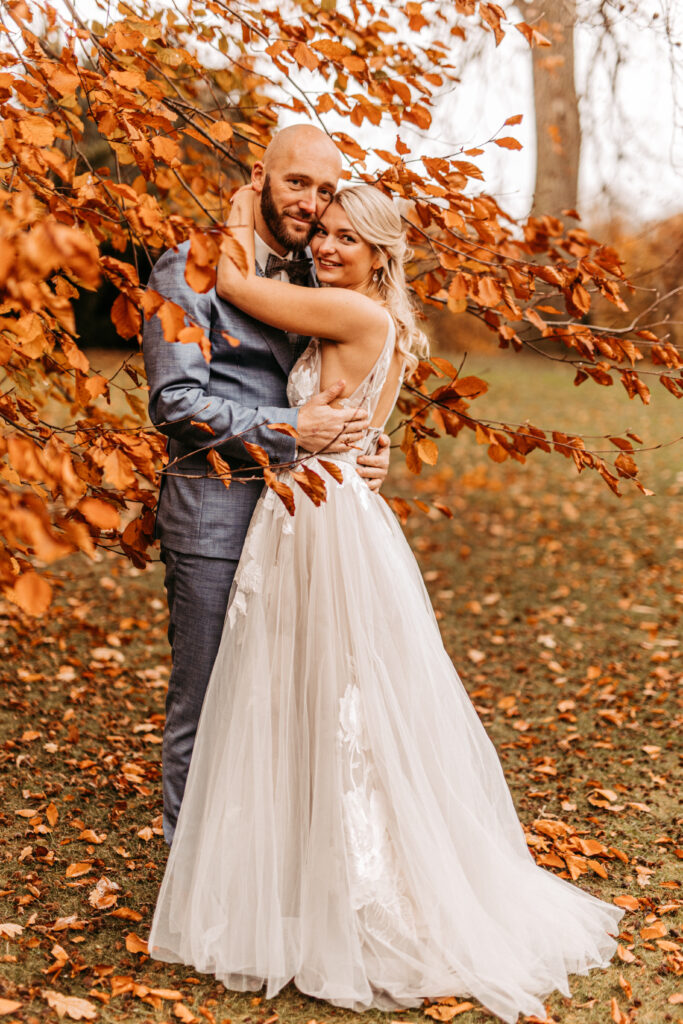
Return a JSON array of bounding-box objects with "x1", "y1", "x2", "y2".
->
[
  {"x1": 173, "y1": 1002, "x2": 199, "y2": 1022},
  {"x1": 263, "y1": 467, "x2": 295, "y2": 515},
  {"x1": 242, "y1": 440, "x2": 270, "y2": 467},
  {"x1": 614, "y1": 894, "x2": 640, "y2": 912},
  {"x1": 11, "y1": 571, "x2": 53, "y2": 616},
  {"x1": 267, "y1": 422, "x2": 298, "y2": 438},
  {"x1": 111, "y1": 293, "x2": 141, "y2": 340},
  {"x1": 124, "y1": 932, "x2": 149, "y2": 955},
  {"x1": 417, "y1": 438, "x2": 439, "y2": 465},
  {"x1": 65, "y1": 861, "x2": 93, "y2": 878},
  {"x1": 494, "y1": 136, "x2": 523, "y2": 150},
  {"x1": 207, "y1": 449, "x2": 232, "y2": 490},
  {"x1": 42, "y1": 991, "x2": 98, "y2": 1021},
  {"x1": 640, "y1": 920, "x2": 667, "y2": 940},
  {"x1": 78, "y1": 499, "x2": 120, "y2": 532},
  {"x1": 0, "y1": 1000, "x2": 23, "y2": 1016},
  {"x1": 318, "y1": 458, "x2": 344, "y2": 484},
  {"x1": 424, "y1": 1000, "x2": 475, "y2": 1020},
  {"x1": 88, "y1": 878, "x2": 120, "y2": 909}
]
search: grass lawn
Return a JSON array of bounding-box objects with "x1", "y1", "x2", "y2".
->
[{"x1": 0, "y1": 348, "x2": 681, "y2": 1024}]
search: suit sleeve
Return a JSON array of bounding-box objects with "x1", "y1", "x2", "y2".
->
[{"x1": 142, "y1": 248, "x2": 299, "y2": 464}]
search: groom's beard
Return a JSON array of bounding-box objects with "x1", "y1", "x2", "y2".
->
[{"x1": 260, "y1": 175, "x2": 316, "y2": 253}]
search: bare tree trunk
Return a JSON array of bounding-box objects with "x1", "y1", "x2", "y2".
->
[{"x1": 527, "y1": 0, "x2": 581, "y2": 218}]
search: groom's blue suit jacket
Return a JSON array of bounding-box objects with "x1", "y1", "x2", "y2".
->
[{"x1": 142, "y1": 240, "x2": 311, "y2": 559}]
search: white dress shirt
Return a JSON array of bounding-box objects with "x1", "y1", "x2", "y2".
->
[{"x1": 254, "y1": 232, "x2": 292, "y2": 281}]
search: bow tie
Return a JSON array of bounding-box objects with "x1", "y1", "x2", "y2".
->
[{"x1": 264, "y1": 253, "x2": 313, "y2": 285}]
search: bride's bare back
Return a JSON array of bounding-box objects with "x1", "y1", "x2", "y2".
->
[{"x1": 319, "y1": 319, "x2": 404, "y2": 430}]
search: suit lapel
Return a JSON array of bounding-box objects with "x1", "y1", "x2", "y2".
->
[
  {"x1": 254, "y1": 261, "x2": 298, "y2": 376},
  {"x1": 290, "y1": 252, "x2": 317, "y2": 356}
]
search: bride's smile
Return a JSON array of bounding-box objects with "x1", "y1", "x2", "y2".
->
[{"x1": 311, "y1": 204, "x2": 381, "y2": 295}]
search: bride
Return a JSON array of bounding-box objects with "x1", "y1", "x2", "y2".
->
[{"x1": 148, "y1": 183, "x2": 624, "y2": 1023}]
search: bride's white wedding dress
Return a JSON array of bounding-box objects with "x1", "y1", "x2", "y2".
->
[{"x1": 149, "y1": 316, "x2": 624, "y2": 1023}]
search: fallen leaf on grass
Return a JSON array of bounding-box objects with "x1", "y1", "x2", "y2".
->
[
  {"x1": 668, "y1": 993, "x2": 683, "y2": 1004},
  {"x1": 65, "y1": 861, "x2": 93, "y2": 879},
  {"x1": 0, "y1": 999, "x2": 22, "y2": 1016},
  {"x1": 617, "y1": 944, "x2": 636, "y2": 963},
  {"x1": 79, "y1": 830, "x2": 106, "y2": 844},
  {"x1": 148, "y1": 988, "x2": 184, "y2": 1000},
  {"x1": 174, "y1": 1003, "x2": 199, "y2": 1022},
  {"x1": 0, "y1": 923, "x2": 23, "y2": 939},
  {"x1": 635, "y1": 864, "x2": 654, "y2": 886},
  {"x1": 640, "y1": 920, "x2": 667, "y2": 940},
  {"x1": 619, "y1": 973, "x2": 633, "y2": 1000},
  {"x1": 614, "y1": 894, "x2": 640, "y2": 912},
  {"x1": 611, "y1": 996, "x2": 628, "y2": 1023},
  {"x1": 657, "y1": 939, "x2": 680, "y2": 951},
  {"x1": 52, "y1": 915, "x2": 86, "y2": 931},
  {"x1": 124, "y1": 932, "x2": 148, "y2": 954},
  {"x1": 43, "y1": 990, "x2": 98, "y2": 1020},
  {"x1": 88, "y1": 878, "x2": 120, "y2": 910},
  {"x1": 109, "y1": 906, "x2": 142, "y2": 921},
  {"x1": 109, "y1": 976, "x2": 133, "y2": 997},
  {"x1": 424, "y1": 1000, "x2": 474, "y2": 1020}
]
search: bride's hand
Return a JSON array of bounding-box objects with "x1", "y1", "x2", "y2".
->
[
  {"x1": 227, "y1": 185, "x2": 256, "y2": 229},
  {"x1": 217, "y1": 186, "x2": 256, "y2": 298},
  {"x1": 356, "y1": 432, "x2": 390, "y2": 492}
]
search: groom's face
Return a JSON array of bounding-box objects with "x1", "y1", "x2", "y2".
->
[
  {"x1": 253, "y1": 145, "x2": 341, "y2": 253},
  {"x1": 259, "y1": 173, "x2": 331, "y2": 253},
  {"x1": 259, "y1": 169, "x2": 338, "y2": 252}
]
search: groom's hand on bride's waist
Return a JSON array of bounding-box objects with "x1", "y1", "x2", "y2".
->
[{"x1": 296, "y1": 380, "x2": 368, "y2": 454}]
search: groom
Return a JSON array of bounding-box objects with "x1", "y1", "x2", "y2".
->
[{"x1": 143, "y1": 125, "x2": 390, "y2": 844}]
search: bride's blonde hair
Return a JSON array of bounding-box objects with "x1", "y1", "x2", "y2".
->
[{"x1": 330, "y1": 185, "x2": 429, "y2": 374}]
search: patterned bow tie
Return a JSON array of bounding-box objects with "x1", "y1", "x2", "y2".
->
[{"x1": 264, "y1": 253, "x2": 313, "y2": 285}]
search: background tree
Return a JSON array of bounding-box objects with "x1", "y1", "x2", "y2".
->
[{"x1": 525, "y1": 0, "x2": 581, "y2": 217}]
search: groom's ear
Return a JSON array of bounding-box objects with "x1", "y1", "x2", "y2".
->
[{"x1": 251, "y1": 161, "x2": 265, "y2": 194}]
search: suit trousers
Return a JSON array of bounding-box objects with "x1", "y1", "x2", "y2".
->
[{"x1": 160, "y1": 546, "x2": 239, "y2": 844}]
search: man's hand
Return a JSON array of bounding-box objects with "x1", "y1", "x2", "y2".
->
[
  {"x1": 297, "y1": 380, "x2": 369, "y2": 454},
  {"x1": 356, "y1": 432, "x2": 390, "y2": 493}
]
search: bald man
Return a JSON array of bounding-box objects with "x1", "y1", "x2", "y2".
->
[{"x1": 143, "y1": 125, "x2": 391, "y2": 843}]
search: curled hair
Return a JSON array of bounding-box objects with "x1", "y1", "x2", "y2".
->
[{"x1": 330, "y1": 185, "x2": 429, "y2": 375}]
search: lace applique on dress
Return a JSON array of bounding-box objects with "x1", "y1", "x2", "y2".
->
[
  {"x1": 227, "y1": 491, "x2": 292, "y2": 626},
  {"x1": 287, "y1": 339, "x2": 321, "y2": 408},
  {"x1": 227, "y1": 513, "x2": 266, "y2": 626},
  {"x1": 337, "y1": 679, "x2": 416, "y2": 942}
]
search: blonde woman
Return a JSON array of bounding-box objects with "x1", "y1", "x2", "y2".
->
[{"x1": 149, "y1": 184, "x2": 623, "y2": 1023}]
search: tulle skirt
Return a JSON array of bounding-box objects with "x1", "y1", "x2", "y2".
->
[{"x1": 148, "y1": 456, "x2": 623, "y2": 1023}]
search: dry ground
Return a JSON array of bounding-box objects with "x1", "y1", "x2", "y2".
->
[{"x1": 0, "y1": 350, "x2": 681, "y2": 1024}]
